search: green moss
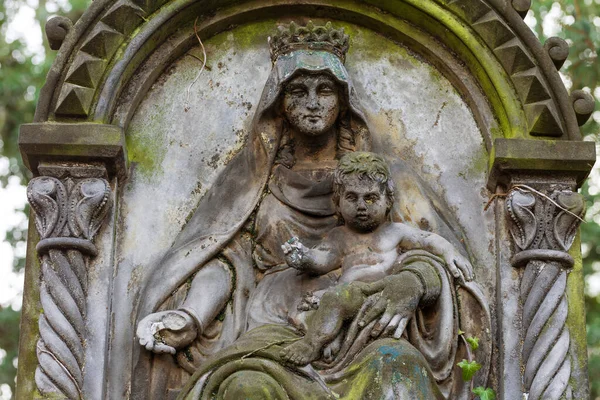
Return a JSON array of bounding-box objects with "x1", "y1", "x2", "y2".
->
[
  {"x1": 360, "y1": 0, "x2": 527, "y2": 139},
  {"x1": 124, "y1": 20, "x2": 288, "y2": 180},
  {"x1": 340, "y1": 368, "x2": 371, "y2": 399},
  {"x1": 487, "y1": 138, "x2": 595, "y2": 181},
  {"x1": 126, "y1": 115, "x2": 167, "y2": 179},
  {"x1": 344, "y1": 24, "x2": 419, "y2": 66},
  {"x1": 215, "y1": 307, "x2": 227, "y2": 322},
  {"x1": 567, "y1": 234, "x2": 590, "y2": 372},
  {"x1": 182, "y1": 347, "x2": 194, "y2": 362},
  {"x1": 489, "y1": 126, "x2": 504, "y2": 142},
  {"x1": 225, "y1": 20, "x2": 274, "y2": 50},
  {"x1": 463, "y1": 150, "x2": 490, "y2": 180},
  {"x1": 16, "y1": 217, "x2": 43, "y2": 399}
]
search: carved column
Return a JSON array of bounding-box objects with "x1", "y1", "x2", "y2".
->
[
  {"x1": 488, "y1": 138, "x2": 595, "y2": 400},
  {"x1": 506, "y1": 187, "x2": 584, "y2": 400},
  {"x1": 28, "y1": 164, "x2": 112, "y2": 399},
  {"x1": 18, "y1": 122, "x2": 126, "y2": 399}
]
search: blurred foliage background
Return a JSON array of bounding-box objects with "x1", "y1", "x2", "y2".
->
[{"x1": 0, "y1": 0, "x2": 598, "y2": 399}]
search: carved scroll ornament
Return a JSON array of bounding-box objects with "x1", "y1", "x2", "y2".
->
[
  {"x1": 506, "y1": 187, "x2": 585, "y2": 400},
  {"x1": 28, "y1": 174, "x2": 111, "y2": 399}
]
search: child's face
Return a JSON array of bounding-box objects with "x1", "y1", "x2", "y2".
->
[{"x1": 338, "y1": 175, "x2": 388, "y2": 232}]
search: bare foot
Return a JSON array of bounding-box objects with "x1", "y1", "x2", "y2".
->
[
  {"x1": 280, "y1": 338, "x2": 322, "y2": 366},
  {"x1": 323, "y1": 332, "x2": 343, "y2": 362}
]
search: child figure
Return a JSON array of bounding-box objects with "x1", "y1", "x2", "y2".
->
[{"x1": 280, "y1": 152, "x2": 472, "y2": 366}]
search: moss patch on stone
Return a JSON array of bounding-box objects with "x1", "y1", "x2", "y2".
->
[
  {"x1": 126, "y1": 112, "x2": 168, "y2": 179},
  {"x1": 566, "y1": 234, "x2": 590, "y2": 390},
  {"x1": 16, "y1": 217, "x2": 43, "y2": 398}
]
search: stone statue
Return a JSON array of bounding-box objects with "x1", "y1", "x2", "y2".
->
[
  {"x1": 132, "y1": 22, "x2": 490, "y2": 399},
  {"x1": 17, "y1": 0, "x2": 598, "y2": 394},
  {"x1": 280, "y1": 151, "x2": 472, "y2": 366}
]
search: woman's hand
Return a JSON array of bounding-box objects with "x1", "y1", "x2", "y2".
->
[
  {"x1": 358, "y1": 272, "x2": 424, "y2": 339},
  {"x1": 136, "y1": 310, "x2": 197, "y2": 354}
]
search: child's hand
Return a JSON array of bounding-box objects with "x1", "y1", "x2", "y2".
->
[
  {"x1": 440, "y1": 247, "x2": 473, "y2": 282},
  {"x1": 282, "y1": 237, "x2": 308, "y2": 272}
]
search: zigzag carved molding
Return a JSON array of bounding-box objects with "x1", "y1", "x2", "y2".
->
[{"x1": 44, "y1": 0, "x2": 587, "y2": 138}]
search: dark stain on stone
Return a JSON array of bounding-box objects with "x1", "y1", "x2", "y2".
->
[
  {"x1": 433, "y1": 101, "x2": 447, "y2": 128},
  {"x1": 207, "y1": 153, "x2": 220, "y2": 169}
]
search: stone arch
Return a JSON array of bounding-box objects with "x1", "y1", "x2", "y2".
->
[
  {"x1": 36, "y1": 0, "x2": 591, "y2": 144},
  {"x1": 16, "y1": 1, "x2": 598, "y2": 399}
]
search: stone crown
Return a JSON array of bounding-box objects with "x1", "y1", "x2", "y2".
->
[{"x1": 268, "y1": 21, "x2": 350, "y2": 63}]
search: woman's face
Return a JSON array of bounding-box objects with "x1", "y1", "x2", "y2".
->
[{"x1": 282, "y1": 73, "x2": 340, "y2": 137}]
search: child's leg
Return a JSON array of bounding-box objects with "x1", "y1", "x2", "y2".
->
[
  {"x1": 308, "y1": 283, "x2": 366, "y2": 340},
  {"x1": 281, "y1": 283, "x2": 366, "y2": 365}
]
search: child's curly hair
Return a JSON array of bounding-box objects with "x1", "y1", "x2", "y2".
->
[{"x1": 332, "y1": 152, "x2": 396, "y2": 222}]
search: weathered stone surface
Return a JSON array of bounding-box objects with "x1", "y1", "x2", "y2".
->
[
  {"x1": 45, "y1": 16, "x2": 72, "y2": 51},
  {"x1": 27, "y1": 164, "x2": 112, "y2": 399},
  {"x1": 506, "y1": 187, "x2": 585, "y2": 400},
  {"x1": 488, "y1": 138, "x2": 596, "y2": 189},
  {"x1": 16, "y1": 2, "x2": 596, "y2": 400},
  {"x1": 19, "y1": 123, "x2": 127, "y2": 178}
]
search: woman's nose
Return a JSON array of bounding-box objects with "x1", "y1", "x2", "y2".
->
[{"x1": 306, "y1": 91, "x2": 320, "y2": 110}]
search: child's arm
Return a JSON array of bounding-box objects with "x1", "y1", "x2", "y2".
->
[
  {"x1": 282, "y1": 235, "x2": 342, "y2": 276},
  {"x1": 395, "y1": 224, "x2": 474, "y2": 281}
]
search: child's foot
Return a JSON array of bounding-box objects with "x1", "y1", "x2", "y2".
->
[
  {"x1": 280, "y1": 338, "x2": 322, "y2": 366},
  {"x1": 323, "y1": 332, "x2": 343, "y2": 363}
]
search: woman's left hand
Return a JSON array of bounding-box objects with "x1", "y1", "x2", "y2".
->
[{"x1": 358, "y1": 272, "x2": 424, "y2": 339}]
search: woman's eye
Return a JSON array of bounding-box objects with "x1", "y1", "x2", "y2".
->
[
  {"x1": 319, "y1": 86, "x2": 335, "y2": 94},
  {"x1": 365, "y1": 195, "x2": 379, "y2": 202},
  {"x1": 345, "y1": 194, "x2": 357, "y2": 201},
  {"x1": 288, "y1": 87, "x2": 306, "y2": 96}
]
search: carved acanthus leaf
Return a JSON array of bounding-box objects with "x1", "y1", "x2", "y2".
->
[
  {"x1": 28, "y1": 177, "x2": 68, "y2": 239},
  {"x1": 553, "y1": 191, "x2": 585, "y2": 251},
  {"x1": 507, "y1": 187, "x2": 585, "y2": 400},
  {"x1": 507, "y1": 190, "x2": 537, "y2": 250},
  {"x1": 68, "y1": 178, "x2": 111, "y2": 240},
  {"x1": 29, "y1": 172, "x2": 112, "y2": 400}
]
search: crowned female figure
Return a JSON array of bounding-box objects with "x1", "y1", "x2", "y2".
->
[{"x1": 132, "y1": 22, "x2": 491, "y2": 399}]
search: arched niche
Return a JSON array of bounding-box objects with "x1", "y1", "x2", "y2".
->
[
  {"x1": 17, "y1": 1, "x2": 596, "y2": 399},
  {"x1": 36, "y1": 0, "x2": 587, "y2": 142}
]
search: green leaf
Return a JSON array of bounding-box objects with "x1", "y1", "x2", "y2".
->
[
  {"x1": 457, "y1": 359, "x2": 481, "y2": 381},
  {"x1": 466, "y1": 336, "x2": 479, "y2": 351},
  {"x1": 473, "y1": 386, "x2": 496, "y2": 400},
  {"x1": 457, "y1": 329, "x2": 465, "y2": 336}
]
